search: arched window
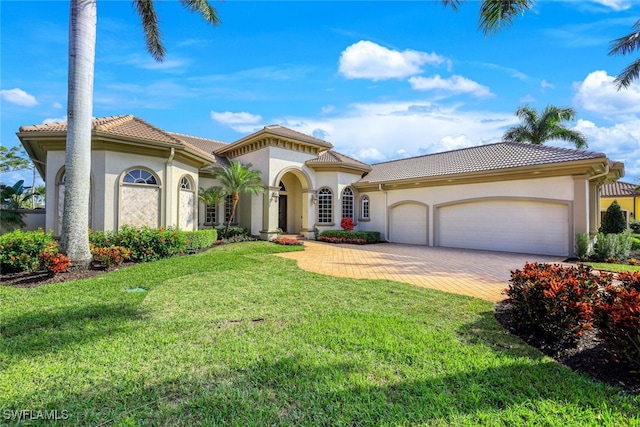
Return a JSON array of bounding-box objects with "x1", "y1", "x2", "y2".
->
[
  {"x1": 178, "y1": 175, "x2": 196, "y2": 230},
  {"x1": 123, "y1": 169, "x2": 157, "y2": 185},
  {"x1": 317, "y1": 187, "x2": 333, "y2": 224},
  {"x1": 361, "y1": 195, "x2": 370, "y2": 220},
  {"x1": 180, "y1": 176, "x2": 192, "y2": 190},
  {"x1": 341, "y1": 187, "x2": 355, "y2": 221},
  {"x1": 120, "y1": 167, "x2": 160, "y2": 228}
]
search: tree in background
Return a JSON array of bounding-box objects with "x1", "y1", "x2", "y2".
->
[
  {"x1": 442, "y1": 0, "x2": 639, "y2": 89},
  {"x1": 599, "y1": 200, "x2": 626, "y2": 234},
  {"x1": 503, "y1": 105, "x2": 588, "y2": 149},
  {"x1": 0, "y1": 146, "x2": 40, "y2": 209},
  {"x1": 211, "y1": 160, "x2": 264, "y2": 237},
  {"x1": 0, "y1": 180, "x2": 29, "y2": 229},
  {"x1": 62, "y1": 0, "x2": 220, "y2": 267}
]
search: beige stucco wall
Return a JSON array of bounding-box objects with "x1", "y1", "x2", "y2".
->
[{"x1": 357, "y1": 175, "x2": 578, "y2": 243}]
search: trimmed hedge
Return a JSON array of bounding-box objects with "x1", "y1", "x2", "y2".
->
[
  {"x1": 89, "y1": 226, "x2": 186, "y2": 262},
  {"x1": 319, "y1": 230, "x2": 381, "y2": 244},
  {"x1": 184, "y1": 229, "x2": 218, "y2": 251}
]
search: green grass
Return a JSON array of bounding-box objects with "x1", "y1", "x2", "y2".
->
[
  {"x1": 581, "y1": 262, "x2": 640, "y2": 273},
  {"x1": 2, "y1": 242, "x2": 639, "y2": 425}
]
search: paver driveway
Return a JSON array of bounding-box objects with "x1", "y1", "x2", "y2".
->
[{"x1": 276, "y1": 241, "x2": 568, "y2": 302}]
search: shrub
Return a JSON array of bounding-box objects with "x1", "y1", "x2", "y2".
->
[
  {"x1": 340, "y1": 217, "x2": 355, "y2": 231},
  {"x1": 593, "y1": 233, "x2": 619, "y2": 262},
  {"x1": 0, "y1": 229, "x2": 57, "y2": 273},
  {"x1": 595, "y1": 272, "x2": 640, "y2": 367},
  {"x1": 89, "y1": 226, "x2": 186, "y2": 262},
  {"x1": 630, "y1": 221, "x2": 640, "y2": 234},
  {"x1": 599, "y1": 201, "x2": 626, "y2": 234},
  {"x1": 631, "y1": 235, "x2": 640, "y2": 251},
  {"x1": 575, "y1": 233, "x2": 591, "y2": 259},
  {"x1": 217, "y1": 226, "x2": 248, "y2": 240},
  {"x1": 272, "y1": 237, "x2": 304, "y2": 246},
  {"x1": 320, "y1": 230, "x2": 381, "y2": 244},
  {"x1": 90, "y1": 244, "x2": 132, "y2": 267},
  {"x1": 505, "y1": 263, "x2": 610, "y2": 344},
  {"x1": 38, "y1": 250, "x2": 71, "y2": 274},
  {"x1": 616, "y1": 232, "x2": 633, "y2": 261},
  {"x1": 184, "y1": 229, "x2": 218, "y2": 251}
]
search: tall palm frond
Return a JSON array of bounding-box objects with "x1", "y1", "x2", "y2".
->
[
  {"x1": 609, "y1": 20, "x2": 640, "y2": 89},
  {"x1": 504, "y1": 105, "x2": 588, "y2": 149},
  {"x1": 441, "y1": 0, "x2": 534, "y2": 35}
]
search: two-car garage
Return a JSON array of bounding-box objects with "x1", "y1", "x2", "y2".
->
[{"x1": 387, "y1": 199, "x2": 570, "y2": 256}]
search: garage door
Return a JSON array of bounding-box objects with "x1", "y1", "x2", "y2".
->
[
  {"x1": 389, "y1": 203, "x2": 428, "y2": 245},
  {"x1": 436, "y1": 200, "x2": 569, "y2": 256}
]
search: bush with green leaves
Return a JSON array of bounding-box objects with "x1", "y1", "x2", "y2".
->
[
  {"x1": 216, "y1": 226, "x2": 248, "y2": 240},
  {"x1": 89, "y1": 226, "x2": 186, "y2": 262},
  {"x1": 599, "y1": 200, "x2": 626, "y2": 234},
  {"x1": 319, "y1": 229, "x2": 381, "y2": 244},
  {"x1": 593, "y1": 232, "x2": 632, "y2": 262},
  {"x1": 630, "y1": 221, "x2": 640, "y2": 234},
  {"x1": 184, "y1": 229, "x2": 218, "y2": 251},
  {"x1": 0, "y1": 229, "x2": 57, "y2": 273},
  {"x1": 574, "y1": 233, "x2": 591, "y2": 259},
  {"x1": 632, "y1": 235, "x2": 640, "y2": 251}
]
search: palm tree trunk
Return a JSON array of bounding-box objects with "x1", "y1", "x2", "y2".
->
[
  {"x1": 60, "y1": 0, "x2": 95, "y2": 268},
  {"x1": 224, "y1": 193, "x2": 239, "y2": 237}
]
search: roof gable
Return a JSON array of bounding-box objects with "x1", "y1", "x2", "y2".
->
[{"x1": 216, "y1": 125, "x2": 333, "y2": 157}]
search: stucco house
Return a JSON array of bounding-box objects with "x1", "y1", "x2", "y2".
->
[
  {"x1": 17, "y1": 114, "x2": 624, "y2": 257},
  {"x1": 600, "y1": 181, "x2": 639, "y2": 228}
]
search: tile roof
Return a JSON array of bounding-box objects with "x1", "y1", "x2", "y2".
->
[
  {"x1": 223, "y1": 124, "x2": 333, "y2": 151},
  {"x1": 307, "y1": 150, "x2": 372, "y2": 171},
  {"x1": 359, "y1": 142, "x2": 606, "y2": 184},
  {"x1": 169, "y1": 132, "x2": 228, "y2": 154},
  {"x1": 19, "y1": 115, "x2": 215, "y2": 162},
  {"x1": 601, "y1": 181, "x2": 639, "y2": 197}
]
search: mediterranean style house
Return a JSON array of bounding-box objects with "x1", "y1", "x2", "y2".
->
[{"x1": 17, "y1": 115, "x2": 624, "y2": 257}]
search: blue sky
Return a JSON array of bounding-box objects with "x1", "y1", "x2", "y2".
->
[{"x1": 2, "y1": 0, "x2": 640, "y2": 187}]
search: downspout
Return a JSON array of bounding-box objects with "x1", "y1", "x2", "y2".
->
[
  {"x1": 587, "y1": 162, "x2": 610, "y2": 234},
  {"x1": 165, "y1": 147, "x2": 175, "y2": 227},
  {"x1": 379, "y1": 183, "x2": 388, "y2": 241}
]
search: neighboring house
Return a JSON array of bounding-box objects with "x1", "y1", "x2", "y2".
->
[
  {"x1": 600, "y1": 181, "x2": 639, "y2": 228},
  {"x1": 17, "y1": 115, "x2": 624, "y2": 257}
]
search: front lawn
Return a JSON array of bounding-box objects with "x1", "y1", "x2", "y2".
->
[
  {"x1": 1, "y1": 242, "x2": 638, "y2": 425},
  {"x1": 581, "y1": 262, "x2": 640, "y2": 273}
]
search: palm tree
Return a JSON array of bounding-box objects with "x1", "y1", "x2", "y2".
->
[
  {"x1": 211, "y1": 160, "x2": 264, "y2": 237},
  {"x1": 442, "y1": 0, "x2": 639, "y2": 89},
  {"x1": 1, "y1": 180, "x2": 28, "y2": 229},
  {"x1": 198, "y1": 186, "x2": 224, "y2": 229},
  {"x1": 609, "y1": 20, "x2": 640, "y2": 89},
  {"x1": 503, "y1": 105, "x2": 588, "y2": 149},
  {"x1": 62, "y1": 0, "x2": 220, "y2": 267}
]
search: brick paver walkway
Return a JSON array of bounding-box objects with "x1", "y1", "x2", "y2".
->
[{"x1": 276, "y1": 241, "x2": 568, "y2": 302}]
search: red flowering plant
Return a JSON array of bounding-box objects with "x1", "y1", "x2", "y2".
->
[
  {"x1": 340, "y1": 217, "x2": 354, "y2": 231},
  {"x1": 505, "y1": 262, "x2": 609, "y2": 344},
  {"x1": 38, "y1": 249, "x2": 71, "y2": 274},
  {"x1": 595, "y1": 271, "x2": 640, "y2": 367},
  {"x1": 272, "y1": 237, "x2": 304, "y2": 246}
]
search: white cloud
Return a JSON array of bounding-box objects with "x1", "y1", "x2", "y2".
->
[
  {"x1": 271, "y1": 101, "x2": 515, "y2": 163},
  {"x1": 573, "y1": 118, "x2": 640, "y2": 180},
  {"x1": 321, "y1": 105, "x2": 335, "y2": 114},
  {"x1": 590, "y1": 0, "x2": 632, "y2": 11},
  {"x1": 338, "y1": 40, "x2": 445, "y2": 81},
  {"x1": 52, "y1": 101, "x2": 63, "y2": 109},
  {"x1": 573, "y1": 70, "x2": 640, "y2": 118},
  {"x1": 408, "y1": 75, "x2": 494, "y2": 98},
  {"x1": 1, "y1": 88, "x2": 39, "y2": 107},
  {"x1": 541, "y1": 80, "x2": 555, "y2": 89},
  {"x1": 519, "y1": 94, "x2": 536, "y2": 103},
  {"x1": 43, "y1": 115, "x2": 67, "y2": 124},
  {"x1": 211, "y1": 111, "x2": 263, "y2": 132}
]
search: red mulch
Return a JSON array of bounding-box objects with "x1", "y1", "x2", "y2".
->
[{"x1": 0, "y1": 263, "x2": 135, "y2": 288}]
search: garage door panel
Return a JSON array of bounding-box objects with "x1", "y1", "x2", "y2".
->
[
  {"x1": 389, "y1": 203, "x2": 428, "y2": 245},
  {"x1": 437, "y1": 200, "x2": 568, "y2": 256}
]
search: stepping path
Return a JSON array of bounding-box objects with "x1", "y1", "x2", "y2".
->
[{"x1": 276, "y1": 241, "x2": 568, "y2": 302}]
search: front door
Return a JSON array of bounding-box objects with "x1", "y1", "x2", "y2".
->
[{"x1": 278, "y1": 195, "x2": 287, "y2": 232}]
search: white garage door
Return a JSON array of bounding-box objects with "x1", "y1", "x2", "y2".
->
[
  {"x1": 389, "y1": 203, "x2": 428, "y2": 245},
  {"x1": 437, "y1": 200, "x2": 569, "y2": 256}
]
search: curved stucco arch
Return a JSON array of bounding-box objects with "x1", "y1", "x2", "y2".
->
[{"x1": 272, "y1": 166, "x2": 312, "y2": 191}]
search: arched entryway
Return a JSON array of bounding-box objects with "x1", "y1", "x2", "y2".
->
[{"x1": 270, "y1": 168, "x2": 313, "y2": 238}]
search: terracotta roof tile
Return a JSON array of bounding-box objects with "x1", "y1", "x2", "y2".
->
[
  {"x1": 360, "y1": 142, "x2": 606, "y2": 183},
  {"x1": 601, "y1": 181, "x2": 639, "y2": 197},
  {"x1": 307, "y1": 150, "x2": 372, "y2": 170}
]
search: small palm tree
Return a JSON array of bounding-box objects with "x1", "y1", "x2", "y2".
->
[
  {"x1": 212, "y1": 160, "x2": 264, "y2": 237},
  {"x1": 0, "y1": 180, "x2": 28, "y2": 229},
  {"x1": 198, "y1": 186, "x2": 224, "y2": 229},
  {"x1": 503, "y1": 105, "x2": 588, "y2": 149}
]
